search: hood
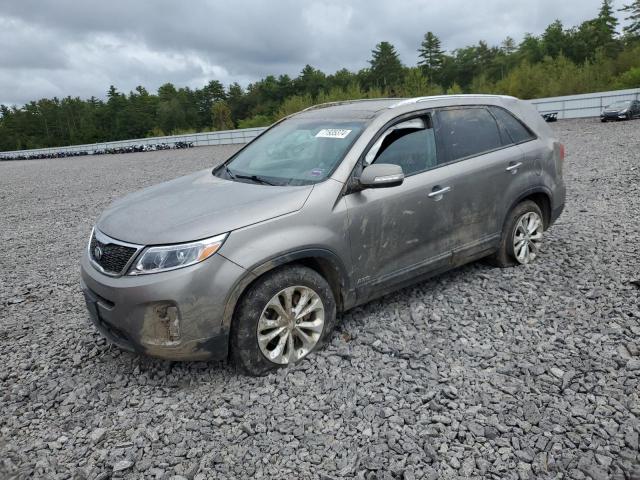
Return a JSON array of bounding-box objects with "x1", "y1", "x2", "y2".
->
[{"x1": 97, "y1": 169, "x2": 313, "y2": 245}]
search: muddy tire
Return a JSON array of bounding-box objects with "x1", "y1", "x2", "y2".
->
[
  {"x1": 230, "y1": 265, "x2": 336, "y2": 376},
  {"x1": 488, "y1": 200, "x2": 544, "y2": 268}
]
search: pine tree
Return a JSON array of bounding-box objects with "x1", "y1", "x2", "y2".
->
[
  {"x1": 295, "y1": 65, "x2": 326, "y2": 97},
  {"x1": 620, "y1": 0, "x2": 640, "y2": 36},
  {"x1": 542, "y1": 20, "x2": 566, "y2": 58},
  {"x1": 501, "y1": 37, "x2": 517, "y2": 55},
  {"x1": 369, "y1": 42, "x2": 405, "y2": 91},
  {"x1": 599, "y1": 0, "x2": 618, "y2": 36},
  {"x1": 589, "y1": 0, "x2": 620, "y2": 57},
  {"x1": 196, "y1": 80, "x2": 226, "y2": 129},
  {"x1": 227, "y1": 82, "x2": 247, "y2": 125},
  {"x1": 418, "y1": 32, "x2": 445, "y2": 83}
]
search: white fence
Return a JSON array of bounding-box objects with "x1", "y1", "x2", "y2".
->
[
  {"x1": 2, "y1": 88, "x2": 639, "y2": 159},
  {"x1": 0, "y1": 127, "x2": 266, "y2": 159},
  {"x1": 530, "y1": 87, "x2": 640, "y2": 119}
]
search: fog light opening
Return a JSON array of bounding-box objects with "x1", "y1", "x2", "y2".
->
[
  {"x1": 155, "y1": 304, "x2": 181, "y2": 342},
  {"x1": 166, "y1": 306, "x2": 181, "y2": 341}
]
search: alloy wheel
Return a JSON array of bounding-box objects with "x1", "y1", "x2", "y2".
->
[
  {"x1": 256, "y1": 285, "x2": 325, "y2": 364},
  {"x1": 512, "y1": 211, "x2": 543, "y2": 264}
]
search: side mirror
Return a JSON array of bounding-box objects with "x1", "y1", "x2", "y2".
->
[{"x1": 359, "y1": 163, "x2": 404, "y2": 189}]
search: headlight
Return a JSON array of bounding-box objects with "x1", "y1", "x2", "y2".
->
[
  {"x1": 620, "y1": 109, "x2": 628, "y2": 114},
  {"x1": 129, "y1": 233, "x2": 228, "y2": 275}
]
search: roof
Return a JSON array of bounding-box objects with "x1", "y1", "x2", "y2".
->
[
  {"x1": 292, "y1": 95, "x2": 519, "y2": 120},
  {"x1": 293, "y1": 98, "x2": 401, "y2": 120}
]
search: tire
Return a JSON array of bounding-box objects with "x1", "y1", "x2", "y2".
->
[
  {"x1": 230, "y1": 265, "x2": 337, "y2": 376},
  {"x1": 488, "y1": 200, "x2": 544, "y2": 268}
]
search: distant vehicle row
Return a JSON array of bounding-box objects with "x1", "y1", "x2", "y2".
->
[{"x1": 0, "y1": 141, "x2": 194, "y2": 161}]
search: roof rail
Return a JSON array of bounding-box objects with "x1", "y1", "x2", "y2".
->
[
  {"x1": 301, "y1": 98, "x2": 398, "y2": 112},
  {"x1": 389, "y1": 94, "x2": 516, "y2": 109}
]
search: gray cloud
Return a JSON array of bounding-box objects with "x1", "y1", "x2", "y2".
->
[{"x1": 0, "y1": 0, "x2": 629, "y2": 105}]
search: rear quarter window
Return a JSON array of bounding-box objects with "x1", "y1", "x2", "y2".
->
[{"x1": 489, "y1": 106, "x2": 536, "y2": 145}]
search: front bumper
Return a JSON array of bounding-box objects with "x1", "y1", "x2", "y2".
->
[
  {"x1": 601, "y1": 112, "x2": 626, "y2": 120},
  {"x1": 80, "y1": 250, "x2": 248, "y2": 361}
]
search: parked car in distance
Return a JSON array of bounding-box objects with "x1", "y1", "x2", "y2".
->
[
  {"x1": 81, "y1": 95, "x2": 566, "y2": 375},
  {"x1": 600, "y1": 99, "x2": 640, "y2": 122}
]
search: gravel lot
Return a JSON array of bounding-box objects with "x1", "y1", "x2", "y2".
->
[{"x1": 1, "y1": 119, "x2": 639, "y2": 480}]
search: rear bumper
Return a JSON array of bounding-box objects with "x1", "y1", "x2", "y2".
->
[
  {"x1": 550, "y1": 202, "x2": 565, "y2": 226},
  {"x1": 549, "y1": 179, "x2": 566, "y2": 227},
  {"x1": 80, "y1": 250, "x2": 247, "y2": 361}
]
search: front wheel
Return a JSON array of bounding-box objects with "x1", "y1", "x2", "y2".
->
[
  {"x1": 488, "y1": 200, "x2": 544, "y2": 268},
  {"x1": 230, "y1": 265, "x2": 336, "y2": 376}
]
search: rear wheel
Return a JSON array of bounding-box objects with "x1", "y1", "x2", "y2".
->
[
  {"x1": 489, "y1": 200, "x2": 544, "y2": 268},
  {"x1": 230, "y1": 265, "x2": 336, "y2": 376}
]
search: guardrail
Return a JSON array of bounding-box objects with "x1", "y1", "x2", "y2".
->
[
  {"x1": 530, "y1": 88, "x2": 640, "y2": 119},
  {"x1": 2, "y1": 87, "x2": 639, "y2": 159}
]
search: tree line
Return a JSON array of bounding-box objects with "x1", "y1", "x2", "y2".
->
[{"x1": 1, "y1": 0, "x2": 639, "y2": 151}]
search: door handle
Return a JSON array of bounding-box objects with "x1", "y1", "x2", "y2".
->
[
  {"x1": 428, "y1": 186, "x2": 451, "y2": 198},
  {"x1": 506, "y1": 162, "x2": 523, "y2": 173}
]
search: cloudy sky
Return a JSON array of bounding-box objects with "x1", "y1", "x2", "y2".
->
[{"x1": 0, "y1": 0, "x2": 629, "y2": 106}]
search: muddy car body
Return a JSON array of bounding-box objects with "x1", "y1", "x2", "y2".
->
[{"x1": 81, "y1": 95, "x2": 566, "y2": 374}]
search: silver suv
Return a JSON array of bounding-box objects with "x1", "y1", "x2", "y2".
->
[{"x1": 81, "y1": 95, "x2": 566, "y2": 375}]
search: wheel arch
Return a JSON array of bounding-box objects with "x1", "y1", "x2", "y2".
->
[
  {"x1": 221, "y1": 248, "x2": 353, "y2": 332},
  {"x1": 507, "y1": 187, "x2": 552, "y2": 229}
]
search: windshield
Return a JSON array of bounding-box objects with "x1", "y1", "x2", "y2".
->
[
  {"x1": 607, "y1": 101, "x2": 631, "y2": 109},
  {"x1": 217, "y1": 118, "x2": 366, "y2": 186}
]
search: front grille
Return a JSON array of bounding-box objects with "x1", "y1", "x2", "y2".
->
[{"x1": 90, "y1": 232, "x2": 138, "y2": 274}]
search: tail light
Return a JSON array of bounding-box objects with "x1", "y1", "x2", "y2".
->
[{"x1": 557, "y1": 143, "x2": 565, "y2": 176}]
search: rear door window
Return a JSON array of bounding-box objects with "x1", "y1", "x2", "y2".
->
[
  {"x1": 489, "y1": 106, "x2": 536, "y2": 145},
  {"x1": 435, "y1": 107, "x2": 503, "y2": 162}
]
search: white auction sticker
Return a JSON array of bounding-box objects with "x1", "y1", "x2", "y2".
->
[{"x1": 315, "y1": 128, "x2": 352, "y2": 139}]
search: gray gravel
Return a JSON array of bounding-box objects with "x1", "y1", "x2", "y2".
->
[{"x1": 1, "y1": 119, "x2": 639, "y2": 480}]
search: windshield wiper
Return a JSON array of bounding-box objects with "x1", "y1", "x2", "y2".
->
[
  {"x1": 234, "y1": 174, "x2": 276, "y2": 186},
  {"x1": 222, "y1": 164, "x2": 236, "y2": 179},
  {"x1": 220, "y1": 165, "x2": 275, "y2": 185}
]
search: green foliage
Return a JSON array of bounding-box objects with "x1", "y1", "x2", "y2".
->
[
  {"x1": 446, "y1": 83, "x2": 463, "y2": 95},
  {"x1": 237, "y1": 115, "x2": 272, "y2": 129},
  {"x1": 1, "y1": 1, "x2": 639, "y2": 152},
  {"x1": 275, "y1": 94, "x2": 314, "y2": 120},
  {"x1": 400, "y1": 68, "x2": 443, "y2": 97},
  {"x1": 171, "y1": 128, "x2": 200, "y2": 135},
  {"x1": 542, "y1": 20, "x2": 568, "y2": 58},
  {"x1": 402, "y1": 68, "x2": 429, "y2": 97},
  {"x1": 615, "y1": 66, "x2": 640, "y2": 87},
  {"x1": 147, "y1": 127, "x2": 166, "y2": 138},
  {"x1": 210, "y1": 101, "x2": 234, "y2": 131}
]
